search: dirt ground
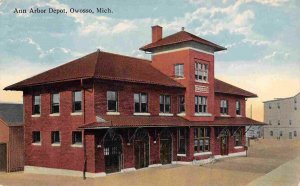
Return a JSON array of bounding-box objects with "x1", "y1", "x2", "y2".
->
[{"x1": 1, "y1": 139, "x2": 300, "y2": 186}]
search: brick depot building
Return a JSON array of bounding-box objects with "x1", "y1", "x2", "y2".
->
[{"x1": 5, "y1": 26, "x2": 264, "y2": 177}]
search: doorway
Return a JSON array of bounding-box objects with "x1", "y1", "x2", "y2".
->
[
  {"x1": 104, "y1": 134, "x2": 122, "y2": 174},
  {"x1": 0, "y1": 143, "x2": 7, "y2": 172},
  {"x1": 160, "y1": 130, "x2": 172, "y2": 165},
  {"x1": 220, "y1": 136, "x2": 229, "y2": 155},
  {"x1": 134, "y1": 129, "x2": 149, "y2": 169}
]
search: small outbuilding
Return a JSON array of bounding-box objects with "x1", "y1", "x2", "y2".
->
[{"x1": 0, "y1": 103, "x2": 24, "y2": 172}]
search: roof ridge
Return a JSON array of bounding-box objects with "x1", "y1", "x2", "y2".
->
[{"x1": 99, "y1": 50, "x2": 151, "y2": 63}]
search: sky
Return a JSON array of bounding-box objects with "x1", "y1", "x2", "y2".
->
[{"x1": 0, "y1": 0, "x2": 299, "y2": 122}]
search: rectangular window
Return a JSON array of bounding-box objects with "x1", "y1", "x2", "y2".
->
[
  {"x1": 236, "y1": 101, "x2": 241, "y2": 115},
  {"x1": 269, "y1": 120, "x2": 272, "y2": 125},
  {"x1": 294, "y1": 131, "x2": 297, "y2": 137},
  {"x1": 220, "y1": 100, "x2": 228, "y2": 115},
  {"x1": 72, "y1": 131, "x2": 82, "y2": 145},
  {"x1": 134, "y1": 93, "x2": 148, "y2": 113},
  {"x1": 277, "y1": 103, "x2": 280, "y2": 109},
  {"x1": 178, "y1": 95, "x2": 185, "y2": 113},
  {"x1": 32, "y1": 131, "x2": 41, "y2": 143},
  {"x1": 33, "y1": 95, "x2": 41, "y2": 115},
  {"x1": 195, "y1": 96, "x2": 208, "y2": 113},
  {"x1": 270, "y1": 131, "x2": 273, "y2": 136},
  {"x1": 51, "y1": 131, "x2": 60, "y2": 144},
  {"x1": 195, "y1": 62, "x2": 208, "y2": 82},
  {"x1": 269, "y1": 103, "x2": 272, "y2": 109},
  {"x1": 289, "y1": 120, "x2": 292, "y2": 125},
  {"x1": 278, "y1": 120, "x2": 280, "y2": 125},
  {"x1": 73, "y1": 91, "x2": 82, "y2": 112},
  {"x1": 280, "y1": 131, "x2": 283, "y2": 136},
  {"x1": 174, "y1": 64, "x2": 184, "y2": 78},
  {"x1": 194, "y1": 128, "x2": 210, "y2": 153},
  {"x1": 51, "y1": 93, "x2": 60, "y2": 114},
  {"x1": 107, "y1": 91, "x2": 118, "y2": 112},
  {"x1": 234, "y1": 129, "x2": 242, "y2": 146},
  {"x1": 160, "y1": 95, "x2": 171, "y2": 113},
  {"x1": 178, "y1": 128, "x2": 186, "y2": 154}
]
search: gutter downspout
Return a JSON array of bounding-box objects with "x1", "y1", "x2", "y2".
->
[{"x1": 81, "y1": 79, "x2": 87, "y2": 180}]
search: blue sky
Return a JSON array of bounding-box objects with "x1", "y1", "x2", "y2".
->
[{"x1": 0, "y1": 0, "x2": 299, "y2": 120}]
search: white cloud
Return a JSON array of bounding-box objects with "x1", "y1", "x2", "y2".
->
[{"x1": 242, "y1": 38, "x2": 272, "y2": 46}]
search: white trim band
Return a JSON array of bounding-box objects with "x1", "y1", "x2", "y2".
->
[
  {"x1": 133, "y1": 113, "x2": 151, "y2": 116},
  {"x1": 153, "y1": 47, "x2": 214, "y2": 56}
]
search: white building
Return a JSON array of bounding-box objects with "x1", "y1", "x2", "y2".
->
[{"x1": 263, "y1": 92, "x2": 300, "y2": 139}]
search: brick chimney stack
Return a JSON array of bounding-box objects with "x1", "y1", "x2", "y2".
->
[{"x1": 152, "y1": 25, "x2": 162, "y2": 43}]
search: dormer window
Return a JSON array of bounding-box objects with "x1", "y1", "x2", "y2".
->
[
  {"x1": 195, "y1": 62, "x2": 208, "y2": 82},
  {"x1": 174, "y1": 64, "x2": 184, "y2": 78}
]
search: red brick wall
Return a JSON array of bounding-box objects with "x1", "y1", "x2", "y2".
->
[
  {"x1": 214, "y1": 93, "x2": 246, "y2": 117},
  {"x1": 94, "y1": 80, "x2": 185, "y2": 116},
  {"x1": 23, "y1": 80, "x2": 96, "y2": 172},
  {"x1": 9, "y1": 126, "x2": 24, "y2": 172}
]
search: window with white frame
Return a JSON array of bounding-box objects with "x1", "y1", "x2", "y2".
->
[
  {"x1": 51, "y1": 131, "x2": 60, "y2": 144},
  {"x1": 280, "y1": 131, "x2": 283, "y2": 136},
  {"x1": 33, "y1": 95, "x2": 41, "y2": 115},
  {"x1": 72, "y1": 91, "x2": 82, "y2": 112},
  {"x1": 220, "y1": 100, "x2": 228, "y2": 115},
  {"x1": 236, "y1": 101, "x2": 241, "y2": 115},
  {"x1": 294, "y1": 131, "x2": 297, "y2": 137},
  {"x1": 178, "y1": 95, "x2": 185, "y2": 113},
  {"x1": 72, "y1": 131, "x2": 82, "y2": 145},
  {"x1": 194, "y1": 128, "x2": 210, "y2": 153},
  {"x1": 32, "y1": 131, "x2": 41, "y2": 143},
  {"x1": 160, "y1": 95, "x2": 171, "y2": 113},
  {"x1": 174, "y1": 64, "x2": 184, "y2": 78},
  {"x1": 195, "y1": 62, "x2": 208, "y2": 82},
  {"x1": 51, "y1": 93, "x2": 60, "y2": 114},
  {"x1": 270, "y1": 131, "x2": 273, "y2": 136},
  {"x1": 195, "y1": 96, "x2": 207, "y2": 113},
  {"x1": 268, "y1": 103, "x2": 272, "y2": 109},
  {"x1": 134, "y1": 93, "x2": 148, "y2": 113},
  {"x1": 277, "y1": 102, "x2": 280, "y2": 109},
  {"x1": 178, "y1": 128, "x2": 187, "y2": 154},
  {"x1": 107, "y1": 91, "x2": 118, "y2": 112}
]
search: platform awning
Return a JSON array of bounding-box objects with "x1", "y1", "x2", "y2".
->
[{"x1": 78, "y1": 115, "x2": 266, "y2": 129}]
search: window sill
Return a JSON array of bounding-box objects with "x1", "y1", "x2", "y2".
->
[
  {"x1": 133, "y1": 113, "x2": 151, "y2": 116},
  {"x1": 220, "y1": 114, "x2": 230, "y2": 117},
  {"x1": 174, "y1": 77, "x2": 185, "y2": 80},
  {"x1": 71, "y1": 112, "x2": 82, "y2": 116},
  {"x1": 234, "y1": 146, "x2": 243, "y2": 149},
  {"x1": 194, "y1": 113, "x2": 212, "y2": 117},
  {"x1": 236, "y1": 115, "x2": 242, "y2": 117},
  {"x1": 159, "y1": 113, "x2": 174, "y2": 116},
  {"x1": 195, "y1": 80, "x2": 209, "y2": 84},
  {"x1": 106, "y1": 112, "x2": 120, "y2": 115},
  {"x1": 49, "y1": 113, "x2": 60, "y2": 117},
  {"x1": 177, "y1": 112, "x2": 186, "y2": 117},
  {"x1": 177, "y1": 154, "x2": 187, "y2": 157},
  {"x1": 32, "y1": 143, "x2": 41, "y2": 146},
  {"x1": 31, "y1": 114, "x2": 41, "y2": 118},
  {"x1": 194, "y1": 152, "x2": 212, "y2": 156},
  {"x1": 71, "y1": 144, "x2": 83, "y2": 148},
  {"x1": 51, "y1": 143, "x2": 61, "y2": 147}
]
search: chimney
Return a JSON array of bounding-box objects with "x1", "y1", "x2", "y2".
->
[{"x1": 152, "y1": 25, "x2": 162, "y2": 43}]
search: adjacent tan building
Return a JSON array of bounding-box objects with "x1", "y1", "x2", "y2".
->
[{"x1": 263, "y1": 93, "x2": 300, "y2": 139}]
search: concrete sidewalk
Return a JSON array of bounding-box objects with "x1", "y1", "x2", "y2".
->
[{"x1": 247, "y1": 155, "x2": 300, "y2": 186}]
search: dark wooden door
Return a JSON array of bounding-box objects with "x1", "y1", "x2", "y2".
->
[
  {"x1": 0, "y1": 143, "x2": 7, "y2": 172},
  {"x1": 220, "y1": 136, "x2": 229, "y2": 155},
  {"x1": 134, "y1": 140, "x2": 149, "y2": 169},
  {"x1": 160, "y1": 139, "x2": 172, "y2": 164},
  {"x1": 104, "y1": 137, "x2": 122, "y2": 174}
]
